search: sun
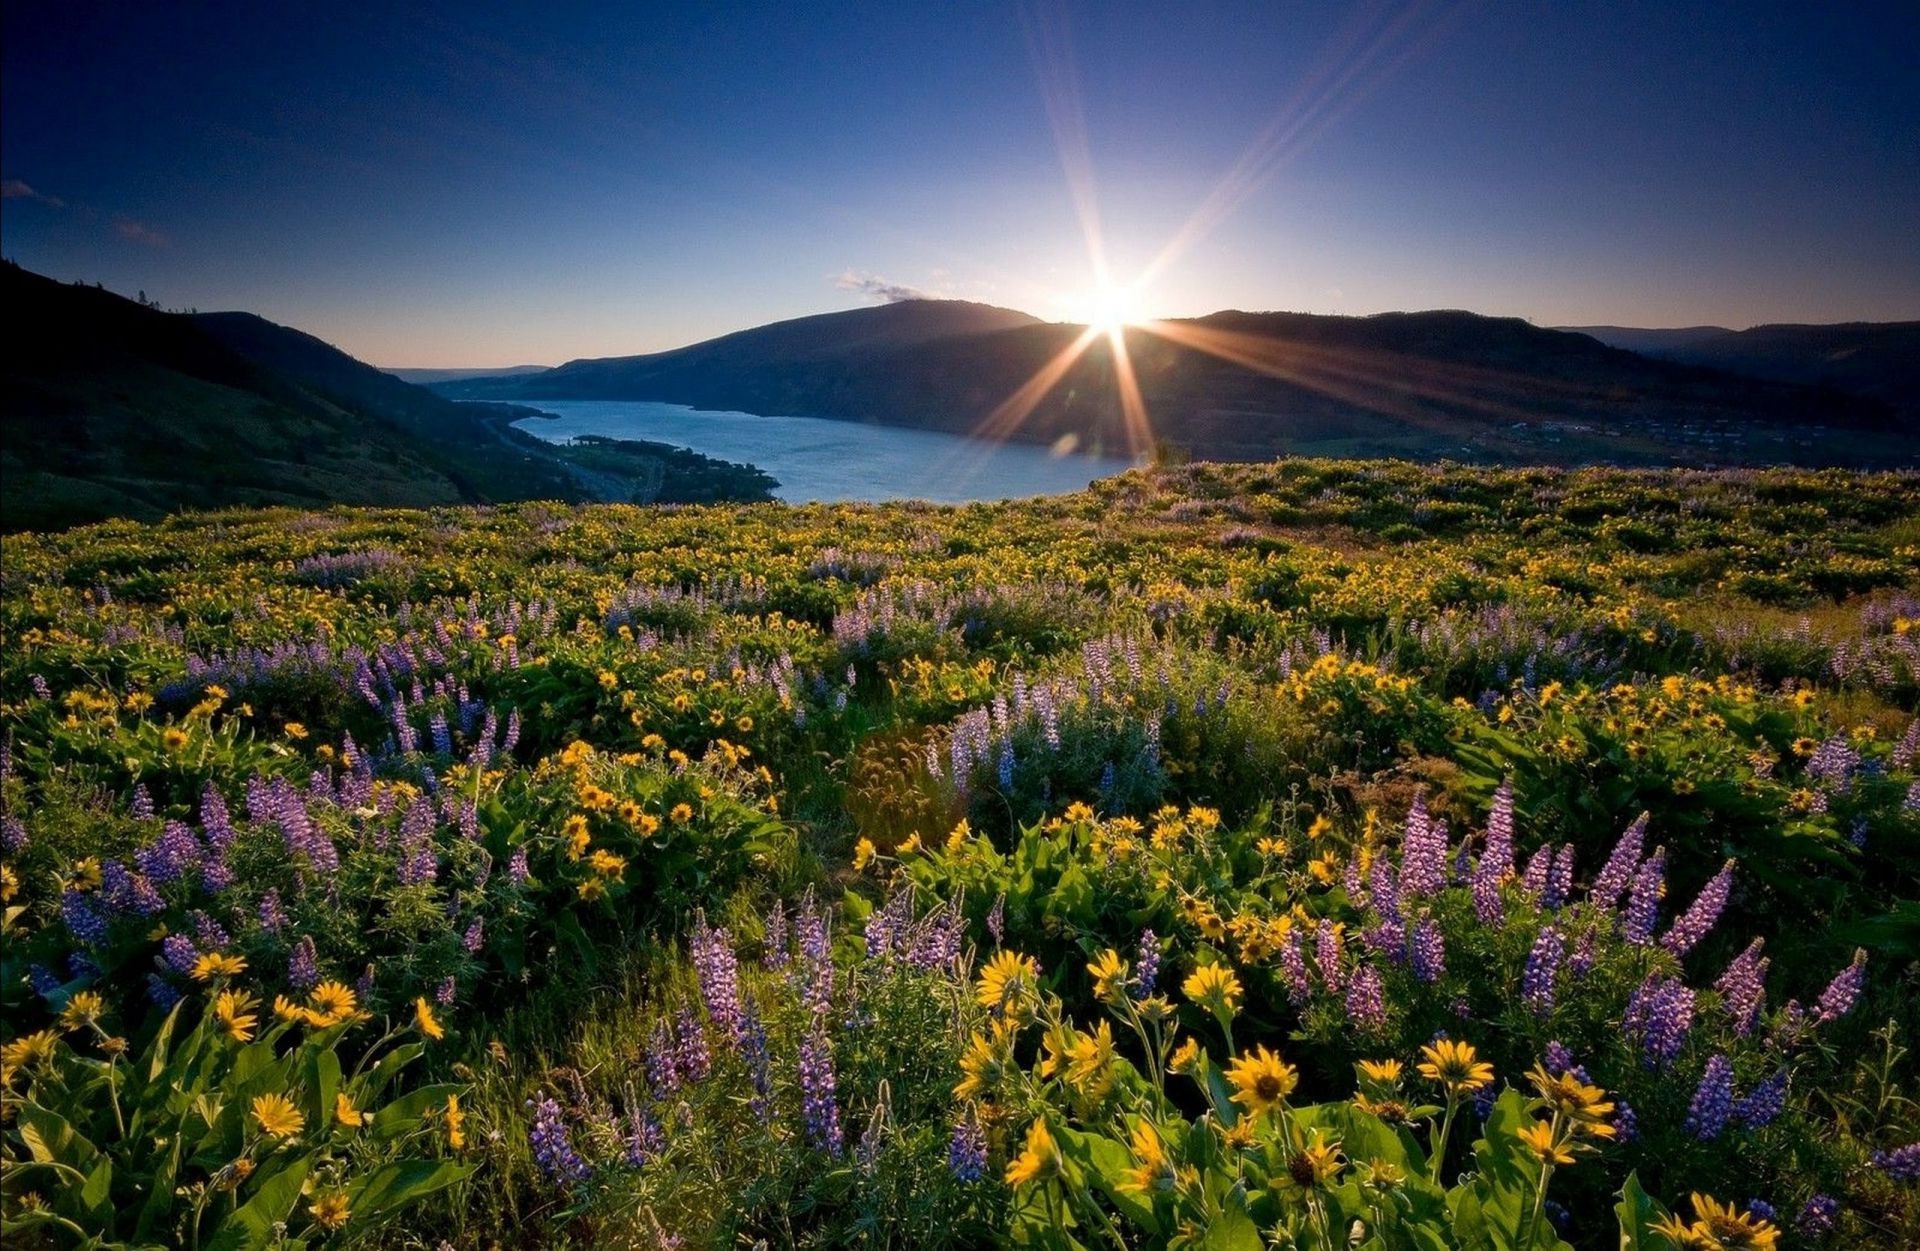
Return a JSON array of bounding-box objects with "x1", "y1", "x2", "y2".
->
[{"x1": 1070, "y1": 282, "x2": 1147, "y2": 334}]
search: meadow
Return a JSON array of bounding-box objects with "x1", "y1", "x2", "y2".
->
[{"x1": 2, "y1": 458, "x2": 1917, "y2": 1250}]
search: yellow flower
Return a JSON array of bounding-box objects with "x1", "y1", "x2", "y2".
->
[
  {"x1": 414, "y1": 997, "x2": 446, "y2": 1041},
  {"x1": 852, "y1": 837, "x2": 877, "y2": 870},
  {"x1": 162, "y1": 726, "x2": 190, "y2": 751},
  {"x1": 1170, "y1": 1037, "x2": 1202, "y2": 1074},
  {"x1": 1087, "y1": 949, "x2": 1129, "y2": 1003},
  {"x1": 309, "y1": 1191, "x2": 352, "y2": 1231},
  {"x1": 954, "y1": 1025, "x2": 1014, "y2": 1100},
  {"x1": 1680, "y1": 1193, "x2": 1779, "y2": 1250},
  {"x1": 945, "y1": 819, "x2": 972, "y2": 852},
  {"x1": 588, "y1": 848, "x2": 627, "y2": 879},
  {"x1": 274, "y1": 994, "x2": 309, "y2": 1023},
  {"x1": 1065, "y1": 1020, "x2": 1117, "y2": 1099},
  {"x1": 283, "y1": 721, "x2": 309, "y2": 740},
  {"x1": 445, "y1": 1094, "x2": 466, "y2": 1150},
  {"x1": 1182, "y1": 964, "x2": 1242, "y2": 1017},
  {"x1": 1225, "y1": 1045, "x2": 1299, "y2": 1118},
  {"x1": 191, "y1": 952, "x2": 248, "y2": 981},
  {"x1": 975, "y1": 950, "x2": 1040, "y2": 1018},
  {"x1": 1, "y1": 1029, "x2": 61, "y2": 1069},
  {"x1": 0, "y1": 864, "x2": 18, "y2": 902},
  {"x1": 670, "y1": 802, "x2": 693, "y2": 823},
  {"x1": 1275, "y1": 1128, "x2": 1346, "y2": 1195},
  {"x1": 1525, "y1": 1064, "x2": 1616, "y2": 1137},
  {"x1": 1517, "y1": 1118, "x2": 1574, "y2": 1166},
  {"x1": 59, "y1": 991, "x2": 105, "y2": 1031},
  {"x1": 1118, "y1": 1119, "x2": 1174, "y2": 1196},
  {"x1": 215, "y1": 990, "x2": 259, "y2": 1042},
  {"x1": 1417, "y1": 1039, "x2": 1494, "y2": 1094},
  {"x1": 251, "y1": 1092, "x2": 306, "y2": 1138},
  {"x1": 1004, "y1": 1118, "x2": 1061, "y2": 1186},
  {"x1": 334, "y1": 1093, "x2": 365, "y2": 1128},
  {"x1": 307, "y1": 981, "x2": 359, "y2": 1025},
  {"x1": 69, "y1": 857, "x2": 103, "y2": 891},
  {"x1": 1357, "y1": 1058, "x2": 1403, "y2": 1086}
]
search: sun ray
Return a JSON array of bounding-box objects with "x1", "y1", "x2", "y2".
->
[{"x1": 971, "y1": 323, "x2": 1105, "y2": 445}]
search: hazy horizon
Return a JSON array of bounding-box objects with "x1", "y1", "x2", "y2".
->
[{"x1": 5, "y1": 1, "x2": 1917, "y2": 368}]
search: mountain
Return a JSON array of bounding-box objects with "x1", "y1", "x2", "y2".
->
[
  {"x1": 445, "y1": 301, "x2": 1914, "y2": 467},
  {"x1": 1565, "y1": 322, "x2": 1920, "y2": 415},
  {"x1": 385, "y1": 365, "x2": 551, "y2": 385},
  {"x1": 0, "y1": 264, "x2": 773, "y2": 531}
]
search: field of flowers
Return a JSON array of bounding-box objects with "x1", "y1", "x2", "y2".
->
[{"x1": 3, "y1": 459, "x2": 1918, "y2": 1250}]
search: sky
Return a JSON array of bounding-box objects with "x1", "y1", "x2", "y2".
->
[{"x1": 3, "y1": 1, "x2": 1917, "y2": 367}]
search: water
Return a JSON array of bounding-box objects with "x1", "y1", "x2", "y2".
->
[{"x1": 511, "y1": 400, "x2": 1138, "y2": 503}]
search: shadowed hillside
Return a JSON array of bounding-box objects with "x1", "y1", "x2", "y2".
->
[
  {"x1": 1567, "y1": 321, "x2": 1920, "y2": 415},
  {"x1": 446, "y1": 300, "x2": 1915, "y2": 467}
]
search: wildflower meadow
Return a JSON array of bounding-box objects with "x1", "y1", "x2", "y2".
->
[{"x1": 3, "y1": 460, "x2": 1917, "y2": 1249}]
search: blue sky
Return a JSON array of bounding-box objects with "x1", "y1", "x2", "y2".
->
[{"x1": 4, "y1": 1, "x2": 1916, "y2": 366}]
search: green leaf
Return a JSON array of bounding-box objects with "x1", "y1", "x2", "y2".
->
[
  {"x1": 1200, "y1": 1199, "x2": 1263, "y2": 1251},
  {"x1": 79, "y1": 1155, "x2": 114, "y2": 1224},
  {"x1": 307, "y1": 1047, "x2": 342, "y2": 1133},
  {"x1": 207, "y1": 1156, "x2": 312, "y2": 1251},
  {"x1": 1615, "y1": 1172, "x2": 1668, "y2": 1251},
  {"x1": 369, "y1": 1082, "x2": 464, "y2": 1143},
  {"x1": 1055, "y1": 1125, "x2": 1159, "y2": 1234},
  {"x1": 347, "y1": 1158, "x2": 474, "y2": 1221}
]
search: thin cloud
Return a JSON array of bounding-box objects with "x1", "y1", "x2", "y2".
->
[
  {"x1": 2, "y1": 179, "x2": 65, "y2": 208},
  {"x1": 114, "y1": 216, "x2": 170, "y2": 248},
  {"x1": 834, "y1": 269, "x2": 930, "y2": 303}
]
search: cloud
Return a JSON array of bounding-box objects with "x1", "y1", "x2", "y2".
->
[
  {"x1": 834, "y1": 269, "x2": 931, "y2": 303},
  {"x1": 114, "y1": 216, "x2": 169, "y2": 248},
  {"x1": 2, "y1": 179, "x2": 65, "y2": 208}
]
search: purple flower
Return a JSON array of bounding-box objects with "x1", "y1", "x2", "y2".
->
[
  {"x1": 463, "y1": 918, "x2": 485, "y2": 953},
  {"x1": 741, "y1": 1001, "x2": 773, "y2": 1118},
  {"x1": 1280, "y1": 926, "x2": 1311, "y2": 1004},
  {"x1": 131, "y1": 784, "x2": 155, "y2": 820},
  {"x1": 1684, "y1": 1054, "x2": 1735, "y2": 1140},
  {"x1": 674, "y1": 1007, "x2": 710, "y2": 1084},
  {"x1": 191, "y1": 910, "x2": 229, "y2": 950},
  {"x1": 1612, "y1": 1099, "x2": 1638, "y2": 1143},
  {"x1": 1813, "y1": 949, "x2": 1867, "y2": 1024},
  {"x1": 1590, "y1": 813, "x2": 1648, "y2": 912},
  {"x1": 1546, "y1": 844, "x2": 1574, "y2": 910},
  {"x1": 798, "y1": 1022, "x2": 844, "y2": 1156},
  {"x1": 1368, "y1": 855, "x2": 1401, "y2": 924},
  {"x1": 1713, "y1": 938, "x2": 1769, "y2": 1036},
  {"x1": 1662, "y1": 859, "x2": 1735, "y2": 957},
  {"x1": 287, "y1": 934, "x2": 319, "y2": 991},
  {"x1": 1746, "y1": 1199, "x2": 1776, "y2": 1223},
  {"x1": 435, "y1": 975, "x2": 457, "y2": 1005},
  {"x1": 948, "y1": 1112, "x2": 988, "y2": 1182},
  {"x1": 1567, "y1": 928, "x2": 1596, "y2": 977},
  {"x1": 690, "y1": 911, "x2": 744, "y2": 1044},
  {"x1": 1522, "y1": 845, "x2": 1552, "y2": 900},
  {"x1": 1522, "y1": 926, "x2": 1565, "y2": 1017},
  {"x1": 1796, "y1": 1195, "x2": 1838, "y2": 1237},
  {"x1": 161, "y1": 934, "x2": 200, "y2": 975},
  {"x1": 528, "y1": 1096, "x2": 591, "y2": 1184},
  {"x1": 1623, "y1": 972, "x2": 1695, "y2": 1069},
  {"x1": 623, "y1": 1106, "x2": 664, "y2": 1169},
  {"x1": 985, "y1": 892, "x2": 1005, "y2": 945},
  {"x1": 1134, "y1": 929, "x2": 1161, "y2": 998},
  {"x1": 646, "y1": 1020, "x2": 681, "y2": 1099},
  {"x1": 1346, "y1": 963, "x2": 1386, "y2": 1032},
  {"x1": 763, "y1": 902, "x2": 790, "y2": 970},
  {"x1": 507, "y1": 846, "x2": 531, "y2": 885},
  {"x1": 1869, "y1": 1142, "x2": 1920, "y2": 1182},
  {"x1": 60, "y1": 891, "x2": 110, "y2": 945},
  {"x1": 1399, "y1": 794, "x2": 1447, "y2": 896},
  {"x1": 147, "y1": 973, "x2": 182, "y2": 1008},
  {"x1": 1315, "y1": 918, "x2": 1346, "y2": 992},
  {"x1": 1734, "y1": 1067, "x2": 1789, "y2": 1129},
  {"x1": 1409, "y1": 913, "x2": 1446, "y2": 984},
  {"x1": 1622, "y1": 846, "x2": 1667, "y2": 946},
  {"x1": 0, "y1": 815, "x2": 26, "y2": 853},
  {"x1": 200, "y1": 783, "x2": 234, "y2": 850}
]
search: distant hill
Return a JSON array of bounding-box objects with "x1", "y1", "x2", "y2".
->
[
  {"x1": 1565, "y1": 322, "x2": 1920, "y2": 415},
  {"x1": 447, "y1": 300, "x2": 1915, "y2": 467},
  {"x1": 385, "y1": 365, "x2": 552, "y2": 385},
  {"x1": 0, "y1": 264, "x2": 773, "y2": 531}
]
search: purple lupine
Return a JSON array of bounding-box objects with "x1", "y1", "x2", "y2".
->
[
  {"x1": 985, "y1": 893, "x2": 1006, "y2": 945},
  {"x1": 60, "y1": 891, "x2": 110, "y2": 945},
  {"x1": 160, "y1": 934, "x2": 200, "y2": 975},
  {"x1": 29, "y1": 963, "x2": 62, "y2": 994},
  {"x1": 200, "y1": 784, "x2": 234, "y2": 850},
  {"x1": 740, "y1": 1000, "x2": 773, "y2": 1119},
  {"x1": 673, "y1": 1007, "x2": 710, "y2": 1083},
  {"x1": 507, "y1": 846, "x2": 531, "y2": 885},
  {"x1": 1869, "y1": 1143, "x2": 1920, "y2": 1181},
  {"x1": 527, "y1": 1096, "x2": 591, "y2": 1184},
  {"x1": 948, "y1": 1112, "x2": 988, "y2": 1182},
  {"x1": 191, "y1": 910, "x2": 230, "y2": 950},
  {"x1": 1315, "y1": 918, "x2": 1346, "y2": 993},
  {"x1": 1345, "y1": 963, "x2": 1386, "y2": 1032},
  {"x1": 1546, "y1": 845, "x2": 1575, "y2": 910},
  {"x1": 1280, "y1": 926, "x2": 1312, "y2": 1004},
  {"x1": 1684, "y1": 1054, "x2": 1735, "y2": 1140},
  {"x1": 1813, "y1": 949, "x2": 1867, "y2": 1024},
  {"x1": 1734, "y1": 1067, "x2": 1789, "y2": 1129},
  {"x1": 1400, "y1": 795, "x2": 1447, "y2": 897},
  {"x1": 1523, "y1": 926, "x2": 1566, "y2": 1016},
  {"x1": 798, "y1": 1022, "x2": 844, "y2": 1156},
  {"x1": 763, "y1": 902, "x2": 790, "y2": 970},
  {"x1": 1624, "y1": 973, "x2": 1695, "y2": 1069},
  {"x1": 435, "y1": 975, "x2": 457, "y2": 1006},
  {"x1": 1134, "y1": 929, "x2": 1161, "y2": 998},
  {"x1": 863, "y1": 891, "x2": 913, "y2": 961},
  {"x1": 1590, "y1": 813, "x2": 1648, "y2": 911},
  {"x1": 1797, "y1": 1195, "x2": 1838, "y2": 1237},
  {"x1": 1566, "y1": 927, "x2": 1596, "y2": 977},
  {"x1": 690, "y1": 911, "x2": 744, "y2": 1044},
  {"x1": 796, "y1": 890, "x2": 834, "y2": 1019},
  {"x1": 646, "y1": 1019, "x2": 681, "y2": 1099},
  {"x1": 623, "y1": 1106, "x2": 664, "y2": 1168},
  {"x1": 1612, "y1": 1099, "x2": 1639, "y2": 1143},
  {"x1": 1522, "y1": 845, "x2": 1552, "y2": 900},
  {"x1": 1, "y1": 815, "x2": 26, "y2": 853},
  {"x1": 1409, "y1": 913, "x2": 1446, "y2": 984},
  {"x1": 287, "y1": 934, "x2": 320, "y2": 991},
  {"x1": 1663, "y1": 859, "x2": 1735, "y2": 956},
  {"x1": 131, "y1": 784, "x2": 155, "y2": 820},
  {"x1": 257, "y1": 888, "x2": 287, "y2": 933},
  {"x1": 200, "y1": 847, "x2": 233, "y2": 892},
  {"x1": 1713, "y1": 938, "x2": 1769, "y2": 1036},
  {"x1": 147, "y1": 974, "x2": 183, "y2": 1008},
  {"x1": 1368, "y1": 854, "x2": 1401, "y2": 924},
  {"x1": 1746, "y1": 1199, "x2": 1776, "y2": 1223},
  {"x1": 1483, "y1": 779, "x2": 1515, "y2": 876},
  {"x1": 1622, "y1": 846, "x2": 1667, "y2": 945},
  {"x1": 463, "y1": 918, "x2": 485, "y2": 953}
]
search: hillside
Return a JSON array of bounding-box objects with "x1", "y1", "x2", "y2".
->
[
  {"x1": 1567, "y1": 321, "x2": 1920, "y2": 415},
  {"x1": 0, "y1": 265, "x2": 774, "y2": 530},
  {"x1": 448, "y1": 301, "x2": 1915, "y2": 467},
  {"x1": 385, "y1": 364, "x2": 551, "y2": 385}
]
